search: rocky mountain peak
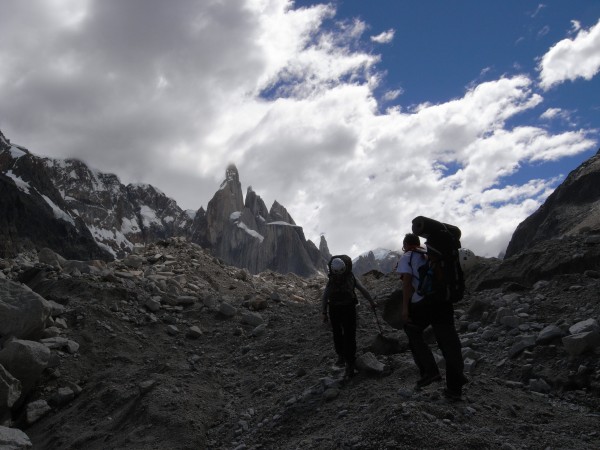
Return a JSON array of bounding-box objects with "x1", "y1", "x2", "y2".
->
[
  {"x1": 221, "y1": 163, "x2": 241, "y2": 189},
  {"x1": 505, "y1": 149, "x2": 600, "y2": 258},
  {"x1": 319, "y1": 235, "x2": 332, "y2": 261},
  {"x1": 269, "y1": 200, "x2": 295, "y2": 225}
]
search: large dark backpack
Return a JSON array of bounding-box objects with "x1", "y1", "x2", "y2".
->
[
  {"x1": 412, "y1": 216, "x2": 465, "y2": 304},
  {"x1": 327, "y1": 255, "x2": 357, "y2": 306}
]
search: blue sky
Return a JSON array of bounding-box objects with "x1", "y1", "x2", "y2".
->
[{"x1": 0, "y1": 0, "x2": 599, "y2": 258}]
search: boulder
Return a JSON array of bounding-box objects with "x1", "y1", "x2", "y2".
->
[
  {"x1": 25, "y1": 399, "x2": 51, "y2": 425},
  {"x1": 37, "y1": 248, "x2": 66, "y2": 269},
  {"x1": 241, "y1": 312, "x2": 264, "y2": 327},
  {"x1": 0, "y1": 280, "x2": 51, "y2": 340},
  {"x1": 0, "y1": 364, "x2": 21, "y2": 409},
  {"x1": 0, "y1": 425, "x2": 32, "y2": 449},
  {"x1": 569, "y1": 318, "x2": 599, "y2": 335},
  {"x1": 536, "y1": 324, "x2": 564, "y2": 345},
  {"x1": 562, "y1": 331, "x2": 600, "y2": 356},
  {"x1": 356, "y1": 352, "x2": 385, "y2": 375},
  {"x1": 0, "y1": 340, "x2": 51, "y2": 395}
]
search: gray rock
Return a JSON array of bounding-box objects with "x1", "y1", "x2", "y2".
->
[
  {"x1": 50, "y1": 387, "x2": 75, "y2": 407},
  {"x1": 175, "y1": 296, "x2": 196, "y2": 306},
  {"x1": 0, "y1": 425, "x2": 32, "y2": 449},
  {"x1": 500, "y1": 315, "x2": 521, "y2": 329},
  {"x1": 0, "y1": 280, "x2": 51, "y2": 340},
  {"x1": 322, "y1": 388, "x2": 339, "y2": 401},
  {"x1": 166, "y1": 325, "x2": 179, "y2": 336},
  {"x1": 562, "y1": 330, "x2": 600, "y2": 356},
  {"x1": 251, "y1": 324, "x2": 267, "y2": 337},
  {"x1": 569, "y1": 318, "x2": 599, "y2": 335},
  {"x1": 123, "y1": 254, "x2": 144, "y2": 269},
  {"x1": 219, "y1": 302, "x2": 237, "y2": 318},
  {"x1": 25, "y1": 399, "x2": 51, "y2": 425},
  {"x1": 186, "y1": 326, "x2": 203, "y2": 339},
  {"x1": 241, "y1": 311, "x2": 264, "y2": 327},
  {"x1": 0, "y1": 364, "x2": 21, "y2": 409},
  {"x1": 536, "y1": 324, "x2": 564, "y2": 345},
  {"x1": 508, "y1": 335, "x2": 536, "y2": 358},
  {"x1": 0, "y1": 340, "x2": 51, "y2": 395},
  {"x1": 528, "y1": 378, "x2": 551, "y2": 394},
  {"x1": 356, "y1": 352, "x2": 385, "y2": 374},
  {"x1": 38, "y1": 248, "x2": 66, "y2": 269},
  {"x1": 145, "y1": 297, "x2": 161, "y2": 312}
]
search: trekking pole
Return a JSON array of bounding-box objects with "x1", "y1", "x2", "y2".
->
[{"x1": 371, "y1": 302, "x2": 385, "y2": 335}]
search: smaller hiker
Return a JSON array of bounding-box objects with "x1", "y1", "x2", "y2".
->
[
  {"x1": 397, "y1": 232, "x2": 467, "y2": 401},
  {"x1": 322, "y1": 255, "x2": 376, "y2": 379}
]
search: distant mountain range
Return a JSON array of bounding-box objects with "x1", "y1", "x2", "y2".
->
[
  {"x1": 2, "y1": 127, "x2": 599, "y2": 278},
  {"x1": 0, "y1": 129, "x2": 327, "y2": 276}
]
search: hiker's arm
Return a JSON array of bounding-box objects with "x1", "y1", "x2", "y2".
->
[
  {"x1": 355, "y1": 278, "x2": 376, "y2": 308},
  {"x1": 401, "y1": 272, "x2": 412, "y2": 323},
  {"x1": 321, "y1": 285, "x2": 330, "y2": 322}
]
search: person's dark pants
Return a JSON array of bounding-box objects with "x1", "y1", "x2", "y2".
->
[
  {"x1": 403, "y1": 299, "x2": 465, "y2": 392},
  {"x1": 329, "y1": 304, "x2": 357, "y2": 365}
]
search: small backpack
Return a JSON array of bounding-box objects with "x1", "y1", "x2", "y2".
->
[
  {"x1": 327, "y1": 255, "x2": 357, "y2": 306},
  {"x1": 413, "y1": 218, "x2": 465, "y2": 304}
]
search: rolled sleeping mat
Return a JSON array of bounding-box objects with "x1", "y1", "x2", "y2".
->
[{"x1": 411, "y1": 216, "x2": 462, "y2": 240}]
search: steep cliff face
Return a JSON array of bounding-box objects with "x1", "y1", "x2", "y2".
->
[
  {"x1": 0, "y1": 130, "x2": 192, "y2": 259},
  {"x1": 191, "y1": 165, "x2": 328, "y2": 276},
  {"x1": 505, "y1": 149, "x2": 600, "y2": 258},
  {"x1": 0, "y1": 131, "x2": 112, "y2": 260}
]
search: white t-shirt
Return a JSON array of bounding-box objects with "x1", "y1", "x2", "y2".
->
[{"x1": 396, "y1": 250, "x2": 427, "y2": 303}]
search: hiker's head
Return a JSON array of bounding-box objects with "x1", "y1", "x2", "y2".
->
[
  {"x1": 402, "y1": 233, "x2": 420, "y2": 252},
  {"x1": 330, "y1": 257, "x2": 346, "y2": 275}
]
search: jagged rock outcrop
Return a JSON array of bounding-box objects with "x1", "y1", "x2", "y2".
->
[
  {"x1": 191, "y1": 165, "x2": 328, "y2": 276},
  {"x1": 506, "y1": 149, "x2": 600, "y2": 258}
]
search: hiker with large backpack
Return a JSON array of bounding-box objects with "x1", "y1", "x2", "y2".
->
[
  {"x1": 322, "y1": 255, "x2": 376, "y2": 380},
  {"x1": 397, "y1": 217, "x2": 467, "y2": 401}
]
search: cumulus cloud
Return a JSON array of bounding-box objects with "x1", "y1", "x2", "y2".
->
[
  {"x1": 0, "y1": 0, "x2": 597, "y2": 260},
  {"x1": 538, "y1": 18, "x2": 600, "y2": 90},
  {"x1": 370, "y1": 29, "x2": 395, "y2": 44}
]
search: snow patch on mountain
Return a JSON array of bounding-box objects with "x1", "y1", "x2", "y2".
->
[
  {"x1": 9, "y1": 146, "x2": 27, "y2": 159},
  {"x1": 88, "y1": 225, "x2": 134, "y2": 257},
  {"x1": 5, "y1": 170, "x2": 31, "y2": 194},
  {"x1": 41, "y1": 194, "x2": 75, "y2": 225}
]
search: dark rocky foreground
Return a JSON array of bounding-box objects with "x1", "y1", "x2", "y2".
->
[{"x1": 1, "y1": 238, "x2": 600, "y2": 449}]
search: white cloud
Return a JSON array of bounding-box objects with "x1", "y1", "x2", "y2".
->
[
  {"x1": 538, "y1": 19, "x2": 600, "y2": 90},
  {"x1": 382, "y1": 88, "x2": 402, "y2": 102},
  {"x1": 0, "y1": 0, "x2": 597, "y2": 261},
  {"x1": 370, "y1": 29, "x2": 395, "y2": 44}
]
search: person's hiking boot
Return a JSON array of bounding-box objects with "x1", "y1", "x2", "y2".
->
[
  {"x1": 335, "y1": 355, "x2": 345, "y2": 367},
  {"x1": 415, "y1": 373, "x2": 442, "y2": 389},
  {"x1": 344, "y1": 363, "x2": 356, "y2": 380},
  {"x1": 443, "y1": 388, "x2": 463, "y2": 402}
]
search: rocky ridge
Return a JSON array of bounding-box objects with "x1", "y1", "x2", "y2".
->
[
  {"x1": 506, "y1": 148, "x2": 600, "y2": 258},
  {"x1": 0, "y1": 238, "x2": 599, "y2": 449}
]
